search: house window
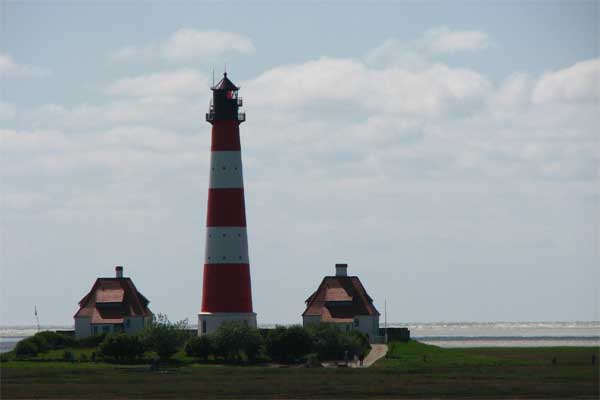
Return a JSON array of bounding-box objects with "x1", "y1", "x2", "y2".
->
[
  {"x1": 126, "y1": 319, "x2": 131, "y2": 328},
  {"x1": 102, "y1": 326, "x2": 110, "y2": 333},
  {"x1": 354, "y1": 318, "x2": 360, "y2": 328},
  {"x1": 93, "y1": 326, "x2": 98, "y2": 335},
  {"x1": 201, "y1": 320, "x2": 207, "y2": 334}
]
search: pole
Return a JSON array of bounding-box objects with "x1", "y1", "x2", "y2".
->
[
  {"x1": 34, "y1": 305, "x2": 40, "y2": 332},
  {"x1": 384, "y1": 299, "x2": 388, "y2": 344}
]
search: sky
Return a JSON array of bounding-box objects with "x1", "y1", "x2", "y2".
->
[{"x1": 1, "y1": 1, "x2": 598, "y2": 326}]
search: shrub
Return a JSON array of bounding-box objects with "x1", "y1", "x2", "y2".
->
[
  {"x1": 34, "y1": 331, "x2": 76, "y2": 349},
  {"x1": 305, "y1": 323, "x2": 344, "y2": 360},
  {"x1": 15, "y1": 338, "x2": 39, "y2": 357},
  {"x1": 99, "y1": 334, "x2": 145, "y2": 362},
  {"x1": 265, "y1": 325, "x2": 312, "y2": 363},
  {"x1": 305, "y1": 352, "x2": 321, "y2": 367},
  {"x1": 213, "y1": 322, "x2": 262, "y2": 363},
  {"x1": 62, "y1": 350, "x2": 75, "y2": 362},
  {"x1": 184, "y1": 335, "x2": 213, "y2": 361},
  {"x1": 77, "y1": 333, "x2": 107, "y2": 348},
  {"x1": 141, "y1": 314, "x2": 189, "y2": 361},
  {"x1": 305, "y1": 323, "x2": 370, "y2": 361}
]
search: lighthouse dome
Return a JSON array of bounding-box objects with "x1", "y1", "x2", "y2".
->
[{"x1": 212, "y1": 72, "x2": 240, "y2": 91}]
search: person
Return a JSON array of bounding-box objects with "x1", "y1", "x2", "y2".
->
[
  {"x1": 344, "y1": 350, "x2": 349, "y2": 367},
  {"x1": 353, "y1": 353, "x2": 358, "y2": 367},
  {"x1": 359, "y1": 353, "x2": 364, "y2": 366}
]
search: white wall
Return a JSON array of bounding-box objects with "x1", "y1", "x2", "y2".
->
[
  {"x1": 198, "y1": 312, "x2": 257, "y2": 336},
  {"x1": 302, "y1": 314, "x2": 381, "y2": 343},
  {"x1": 74, "y1": 317, "x2": 91, "y2": 339},
  {"x1": 124, "y1": 316, "x2": 146, "y2": 335}
]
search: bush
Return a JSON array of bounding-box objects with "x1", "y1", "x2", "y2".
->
[
  {"x1": 141, "y1": 314, "x2": 189, "y2": 361},
  {"x1": 305, "y1": 352, "x2": 321, "y2": 367},
  {"x1": 15, "y1": 338, "x2": 39, "y2": 357},
  {"x1": 213, "y1": 322, "x2": 262, "y2": 363},
  {"x1": 265, "y1": 325, "x2": 312, "y2": 363},
  {"x1": 305, "y1": 323, "x2": 370, "y2": 361},
  {"x1": 34, "y1": 331, "x2": 76, "y2": 349},
  {"x1": 62, "y1": 350, "x2": 75, "y2": 362},
  {"x1": 77, "y1": 333, "x2": 107, "y2": 348},
  {"x1": 184, "y1": 335, "x2": 213, "y2": 361},
  {"x1": 99, "y1": 334, "x2": 145, "y2": 362}
]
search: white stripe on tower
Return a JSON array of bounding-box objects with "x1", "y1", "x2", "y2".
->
[
  {"x1": 209, "y1": 151, "x2": 244, "y2": 189},
  {"x1": 205, "y1": 227, "x2": 249, "y2": 264}
]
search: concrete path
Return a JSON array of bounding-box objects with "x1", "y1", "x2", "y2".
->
[{"x1": 352, "y1": 344, "x2": 388, "y2": 368}]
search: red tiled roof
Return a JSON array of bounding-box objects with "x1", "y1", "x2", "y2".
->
[
  {"x1": 302, "y1": 275, "x2": 380, "y2": 322},
  {"x1": 96, "y1": 281, "x2": 125, "y2": 303},
  {"x1": 74, "y1": 277, "x2": 152, "y2": 323}
]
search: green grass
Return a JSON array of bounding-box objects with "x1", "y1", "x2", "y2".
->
[
  {"x1": 1, "y1": 342, "x2": 598, "y2": 399},
  {"x1": 380, "y1": 340, "x2": 505, "y2": 369}
]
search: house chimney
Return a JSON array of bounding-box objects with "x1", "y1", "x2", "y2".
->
[
  {"x1": 115, "y1": 266, "x2": 123, "y2": 278},
  {"x1": 335, "y1": 263, "x2": 348, "y2": 277}
]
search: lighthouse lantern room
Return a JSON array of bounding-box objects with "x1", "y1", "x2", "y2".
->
[{"x1": 199, "y1": 73, "x2": 256, "y2": 335}]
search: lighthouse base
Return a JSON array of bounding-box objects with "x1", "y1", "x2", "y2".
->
[{"x1": 197, "y1": 312, "x2": 257, "y2": 336}]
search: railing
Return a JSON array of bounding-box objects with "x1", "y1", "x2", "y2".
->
[
  {"x1": 237, "y1": 97, "x2": 243, "y2": 107},
  {"x1": 205, "y1": 111, "x2": 246, "y2": 122}
]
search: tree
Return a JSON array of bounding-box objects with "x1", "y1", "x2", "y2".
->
[
  {"x1": 99, "y1": 334, "x2": 145, "y2": 362},
  {"x1": 34, "y1": 331, "x2": 76, "y2": 349},
  {"x1": 141, "y1": 314, "x2": 189, "y2": 361},
  {"x1": 15, "y1": 338, "x2": 39, "y2": 357},
  {"x1": 265, "y1": 325, "x2": 312, "y2": 363},
  {"x1": 213, "y1": 322, "x2": 262, "y2": 363},
  {"x1": 305, "y1": 323, "x2": 370, "y2": 360},
  {"x1": 184, "y1": 335, "x2": 214, "y2": 361}
]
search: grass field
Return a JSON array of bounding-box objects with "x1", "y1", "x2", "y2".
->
[{"x1": 1, "y1": 341, "x2": 598, "y2": 399}]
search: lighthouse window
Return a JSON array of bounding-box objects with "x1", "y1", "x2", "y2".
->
[
  {"x1": 223, "y1": 233, "x2": 226, "y2": 237},
  {"x1": 222, "y1": 256, "x2": 226, "y2": 260}
]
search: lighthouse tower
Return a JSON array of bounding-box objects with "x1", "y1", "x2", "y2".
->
[{"x1": 198, "y1": 73, "x2": 257, "y2": 335}]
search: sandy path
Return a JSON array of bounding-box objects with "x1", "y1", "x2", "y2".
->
[{"x1": 352, "y1": 344, "x2": 388, "y2": 368}]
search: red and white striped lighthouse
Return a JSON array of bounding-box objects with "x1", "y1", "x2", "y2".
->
[{"x1": 198, "y1": 73, "x2": 257, "y2": 335}]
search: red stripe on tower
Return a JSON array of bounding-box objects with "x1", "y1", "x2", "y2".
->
[
  {"x1": 198, "y1": 72, "x2": 256, "y2": 335},
  {"x1": 206, "y1": 188, "x2": 247, "y2": 227}
]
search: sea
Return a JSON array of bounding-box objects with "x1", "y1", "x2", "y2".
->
[{"x1": 1, "y1": 321, "x2": 598, "y2": 353}]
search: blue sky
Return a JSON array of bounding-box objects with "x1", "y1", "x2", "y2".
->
[{"x1": 1, "y1": 1, "x2": 598, "y2": 326}]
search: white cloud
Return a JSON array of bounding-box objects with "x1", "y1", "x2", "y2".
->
[
  {"x1": 424, "y1": 27, "x2": 490, "y2": 54},
  {"x1": 489, "y1": 73, "x2": 532, "y2": 113},
  {"x1": 107, "y1": 45, "x2": 155, "y2": 63},
  {"x1": 245, "y1": 57, "x2": 491, "y2": 116},
  {"x1": 0, "y1": 100, "x2": 16, "y2": 119},
  {"x1": 161, "y1": 29, "x2": 255, "y2": 61},
  {"x1": 366, "y1": 27, "x2": 490, "y2": 67},
  {"x1": 532, "y1": 58, "x2": 600, "y2": 104},
  {"x1": 108, "y1": 29, "x2": 255, "y2": 63},
  {"x1": 0, "y1": 126, "x2": 205, "y2": 174},
  {"x1": 0, "y1": 52, "x2": 51, "y2": 78},
  {"x1": 106, "y1": 69, "x2": 209, "y2": 97}
]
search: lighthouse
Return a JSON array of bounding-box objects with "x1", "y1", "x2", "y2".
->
[{"x1": 198, "y1": 73, "x2": 257, "y2": 335}]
